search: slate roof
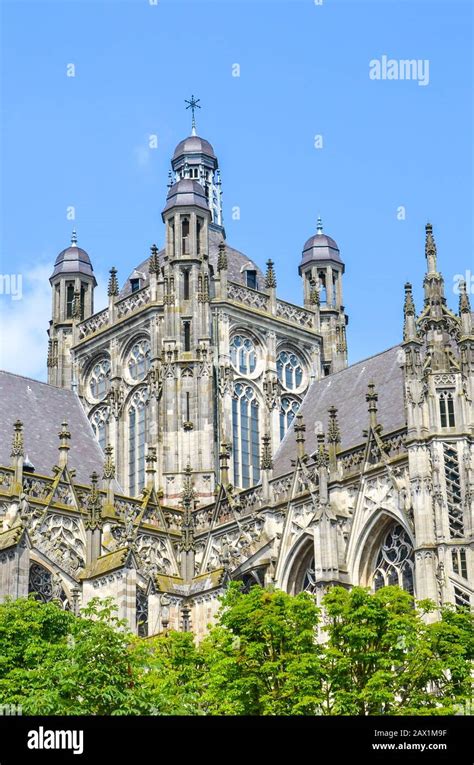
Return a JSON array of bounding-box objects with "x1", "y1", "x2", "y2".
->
[
  {"x1": 0, "y1": 370, "x2": 106, "y2": 485},
  {"x1": 273, "y1": 345, "x2": 406, "y2": 477},
  {"x1": 119, "y1": 228, "x2": 265, "y2": 298}
]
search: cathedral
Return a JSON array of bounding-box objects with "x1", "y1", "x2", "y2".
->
[{"x1": 0, "y1": 109, "x2": 472, "y2": 638}]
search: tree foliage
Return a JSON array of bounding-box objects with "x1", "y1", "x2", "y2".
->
[{"x1": 0, "y1": 586, "x2": 471, "y2": 716}]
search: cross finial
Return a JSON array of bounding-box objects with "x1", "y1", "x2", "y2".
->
[
  {"x1": 185, "y1": 95, "x2": 201, "y2": 136},
  {"x1": 316, "y1": 216, "x2": 323, "y2": 235},
  {"x1": 71, "y1": 228, "x2": 77, "y2": 246}
]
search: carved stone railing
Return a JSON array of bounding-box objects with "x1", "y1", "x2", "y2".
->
[
  {"x1": 270, "y1": 474, "x2": 292, "y2": 502},
  {"x1": 227, "y1": 281, "x2": 270, "y2": 312},
  {"x1": 77, "y1": 308, "x2": 109, "y2": 340},
  {"x1": 338, "y1": 445, "x2": 366, "y2": 476},
  {"x1": 276, "y1": 299, "x2": 314, "y2": 328},
  {"x1": 0, "y1": 469, "x2": 13, "y2": 493},
  {"x1": 23, "y1": 475, "x2": 54, "y2": 501},
  {"x1": 116, "y1": 285, "x2": 151, "y2": 319}
]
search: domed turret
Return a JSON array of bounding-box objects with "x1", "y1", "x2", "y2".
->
[
  {"x1": 50, "y1": 230, "x2": 96, "y2": 282},
  {"x1": 162, "y1": 179, "x2": 210, "y2": 216}
]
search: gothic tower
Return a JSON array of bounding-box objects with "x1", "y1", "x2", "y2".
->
[
  {"x1": 48, "y1": 231, "x2": 96, "y2": 388},
  {"x1": 299, "y1": 217, "x2": 348, "y2": 374},
  {"x1": 402, "y1": 223, "x2": 473, "y2": 611}
]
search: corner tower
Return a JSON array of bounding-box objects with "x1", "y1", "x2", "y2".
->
[
  {"x1": 299, "y1": 217, "x2": 348, "y2": 374},
  {"x1": 48, "y1": 230, "x2": 96, "y2": 388}
]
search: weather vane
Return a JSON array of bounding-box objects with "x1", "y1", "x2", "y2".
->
[{"x1": 185, "y1": 95, "x2": 201, "y2": 135}]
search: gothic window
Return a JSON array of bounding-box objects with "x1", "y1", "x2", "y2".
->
[
  {"x1": 128, "y1": 388, "x2": 149, "y2": 496},
  {"x1": 452, "y1": 548, "x2": 468, "y2": 579},
  {"x1": 91, "y1": 407, "x2": 109, "y2": 451},
  {"x1": 28, "y1": 563, "x2": 68, "y2": 608},
  {"x1": 302, "y1": 558, "x2": 317, "y2": 593},
  {"x1": 183, "y1": 321, "x2": 191, "y2": 351},
  {"x1": 183, "y1": 269, "x2": 190, "y2": 300},
  {"x1": 136, "y1": 589, "x2": 149, "y2": 637},
  {"x1": 372, "y1": 524, "x2": 415, "y2": 595},
  {"x1": 232, "y1": 383, "x2": 260, "y2": 488},
  {"x1": 127, "y1": 338, "x2": 151, "y2": 382},
  {"x1": 196, "y1": 218, "x2": 202, "y2": 255},
  {"x1": 280, "y1": 396, "x2": 300, "y2": 440},
  {"x1": 230, "y1": 335, "x2": 257, "y2": 375},
  {"x1": 444, "y1": 444, "x2": 464, "y2": 538},
  {"x1": 318, "y1": 271, "x2": 327, "y2": 304},
  {"x1": 439, "y1": 390, "x2": 455, "y2": 427},
  {"x1": 277, "y1": 350, "x2": 304, "y2": 391},
  {"x1": 454, "y1": 586, "x2": 470, "y2": 609},
  {"x1": 234, "y1": 570, "x2": 264, "y2": 593},
  {"x1": 181, "y1": 217, "x2": 190, "y2": 255},
  {"x1": 89, "y1": 358, "x2": 111, "y2": 401},
  {"x1": 66, "y1": 283, "x2": 75, "y2": 318},
  {"x1": 246, "y1": 270, "x2": 257, "y2": 289}
]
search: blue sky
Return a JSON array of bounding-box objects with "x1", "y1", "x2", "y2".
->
[{"x1": 0, "y1": 0, "x2": 472, "y2": 380}]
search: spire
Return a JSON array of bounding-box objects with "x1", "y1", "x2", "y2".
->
[
  {"x1": 425, "y1": 222, "x2": 437, "y2": 274},
  {"x1": 149, "y1": 244, "x2": 160, "y2": 275},
  {"x1": 316, "y1": 216, "x2": 323, "y2": 235},
  {"x1": 403, "y1": 282, "x2": 417, "y2": 341},
  {"x1": 58, "y1": 421, "x2": 71, "y2": 468},
  {"x1": 71, "y1": 228, "x2": 77, "y2": 246},
  {"x1": 294, "y1": 413, "x2": 306, "y2": 459},
  {"x1": 185, "y1": 94, "x2": 201, "y2": 137},
  {"x1": 107, "y1": 267, "x2": 119, "y2": 297},
  {"x1": 265, "y1": 259, "x2": 277, "y2": 289},
  {"x1": 459, "y1": 280, "x2": 471, "y2": 315}
]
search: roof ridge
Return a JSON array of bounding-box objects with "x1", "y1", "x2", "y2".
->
[
  {"x1": 324, "y1": 343, "x2": 402, "y2": 380},
  {"x1": 0, "y1": 369, "x2": 60, "y2": 389}
]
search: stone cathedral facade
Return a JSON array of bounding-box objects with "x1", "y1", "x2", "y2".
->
[{"x1": 0, "y1": 120, "x2": 472, "y2": 638}]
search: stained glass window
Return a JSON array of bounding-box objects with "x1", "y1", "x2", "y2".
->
[{"x1": 232, "y1": 383, "x2": 260, "y2": 488}]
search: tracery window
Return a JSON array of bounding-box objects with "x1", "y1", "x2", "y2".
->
[
  {"x1": 127, "y1": 338, "x2": 151, "y2": 382},
  {"x1": 28, "y1": 563, "x2": 68, "y2": 608},
  {"x1": 232, "y1": 383, "x2": 260, "y2": 488},
  {"x1": 277, "y1": 351, "x2": 304, "y2": 391},
  {"x1": 128, "y1": 388, "x2": 149, "y2": 496},
  {"x1": 91, "y1": 407, "x2": 109, "y2": 451},
  {"x1": 280, "y1": 396, "x2": 300, "y2": 440},
  {"x1": 439, "y1": 390, "x2": 455, "y2": 428},
  {"x1": 230, "y1": 335, "x2": 257, "y2": 375},
  {"x1": 136, "y1": 589, "x2": 149, "y2": 637},
  {"x1": 372, "y1": 524, "x2": 414, "y2": 595},
  {"x1": 452, "y1": 548, "x2": 468, "y2": 579},
  {"x1": 89, "y1": 358, "x2": 111, "y2": 401},
  {"x1": 444, "y1": 444, "x2": 464, "y2": 538}
]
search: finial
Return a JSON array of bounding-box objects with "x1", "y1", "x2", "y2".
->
[
  {"x1": 168, "y1": 170, "x2": 173, "y2": 189},
  {"x1": 58, "y1": 421, "x2": 71, "y2": 446},
  {"x1": 403, "y1": 282, "x2": 417, "y2": 341},
  {"x1": 108, "y1": 267, "x2": 119, "y2": 297},
  {"x1": 185, "y1": 94, "x2": 201, "y2": 136},
  {"x1": 327, "y1": 406, "x2": 341, "y2": 445},
  {"x1": 314, "y1": 432, "x2": 329, "y2": 468},
  {"x1": 219, "y1": 442, "x2": 231, "y2": 485},
  {"x1": 316, "y1": 216, "x2": 323, "y2": 235},
  {"x1": 84, "y1": 471, "x2": 103, "y2": 531},
  {"x1": 366, "y1": 382, "x2": 378, "y2": 428},
  {"x1": 71, "y1": 228, "x2": 77, "y2": 246},
  {"x1": 217, "y1": 241, "x2": 228, "y2": 271},
  {"x1": 11, "y1": 420, "x2": 24, "y2": 458},
  {"x1": 149, "y1": 244, "x2": 160, "y2": 275},
  {"x1": 294, "y1": 413, "x2": 306, "y2": 459},
  {"x1": 265, "y1": 259, "x2": 277, "y2": 289},
  {"x1": 260, "y1": 433, "x2": 273, "y2": 471},
  {"x1": 181, "y1": 463, "x2": 196, "y2": 509},
  {"x1": 103, "y1": 444, "x2": 115, "y2": 480},
  {"x1": 425, "y1": 222, "x2": 437, "y2": 274}
]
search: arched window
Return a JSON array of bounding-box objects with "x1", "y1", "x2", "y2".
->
[
  {"x1": 28, "y1": 563, "x2": 69, "y2": 608},
  {"x1": 181, "y1": 217, "x2": 190, "y2": 255},
  {"x1": 91, "y1": 407, "x2": 109, "y2": 451},
  {"x1": 89, "y1": 358, "x2": 111, "y2": 401},
  {"x1": 372, "y1": 524, "x2": 414, "y2": 595},
  {"x1": 230, "y1": 335, "x2": 257, "y2": 375},
  {"x1": 439, "y1": 390, "x2": 455, "y2": 428},
  {"x1": 66, "y1": 283, "x2": 75, "y2": 318},
  {"x1": 128, "y1": 388, "x2": 149, "y2": 496},
  {"x1": 280, "y1": 397, "x2": 300, "y2": 440},
  {"x1": 277, "y1": 351, "x2": 304, "y2": 391},
  {"x1": 136, "y1": 589, "x2": 149, "y2": 637},
  {"x1": 127, "y1": 338, "x2": 151, "y2": 381},
  {"x1": 318, "y1": 271, "x2": 327, "y2": 304},
  {"x1": 232, "y1": 383, "x2": 260, "y2": 488}
]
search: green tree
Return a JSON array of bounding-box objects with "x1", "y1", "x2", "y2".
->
[
  {"x1": 320, "y1": 586, "x2": 473, "y2": 715},
  {"x1": 199, "y1": 583, "x2": 324, "y2": 715}
]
